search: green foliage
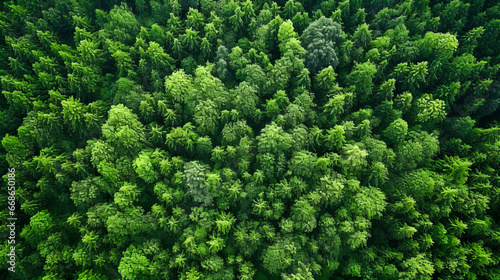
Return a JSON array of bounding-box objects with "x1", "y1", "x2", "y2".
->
[
  {"x1": 419, "y1": 32, "x2": 459, "y2": 60},
  {"x1": 383, "y1": 118, "x2": 408, "y2": 145},
  {"x1": 184, "y1": 161, "x2": 213, "y2": 206},
  {"x1": 101, "y1": 104, "x2": 146, "y2": 154},
  {"x1": 165, "y1": 70, "x2": 193, "y2": 103},
  {"x1": 1, "y1": 1, "x2": 500, "y2": 280},
  {"x1": 262, "y1": 239, "x2": 297, "y2": 275},
  {"x1": 301, "y1": 16, "x2": 345, "y2": 73},
  {"x1": 413, "y1": 94, "x2": 447, "y2": 124},
  {"x1": 348, "y1": 60, "x2": 377, "y2": 101},
  {"x1": 97, "y1": 3, "x2": 141, "y2": 45}
]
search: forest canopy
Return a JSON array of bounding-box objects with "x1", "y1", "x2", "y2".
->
[{"x1": 1, "y1": 0, "x2": 500, "y2": 279}]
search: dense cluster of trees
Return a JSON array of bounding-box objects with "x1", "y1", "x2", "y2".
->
[{"x1": 1, "y1": 0, "x2": 500, "y2": 279}]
